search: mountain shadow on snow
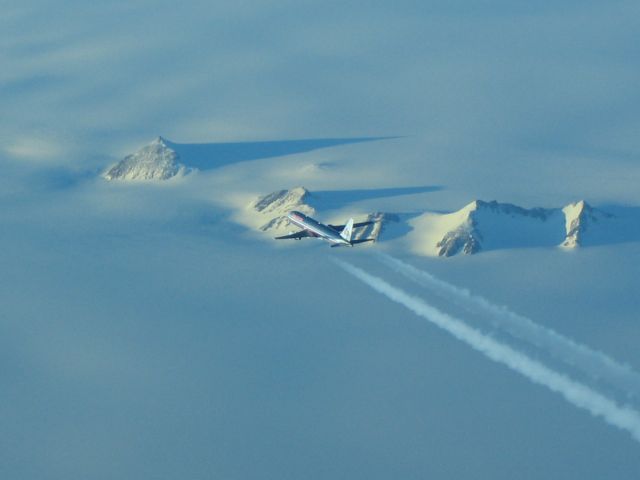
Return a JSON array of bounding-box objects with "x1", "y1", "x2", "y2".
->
[
  {"x1": 165, "y1": 136, "x2": 396, "y2": 170},
  {"x1": 104, "y1": 136, "x2": 397, "y2": 181}
]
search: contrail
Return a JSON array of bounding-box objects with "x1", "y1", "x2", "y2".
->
[
  {"x1": 334, "y1": 259, "x2": 640, "y2": 444},
  {"x1": 375, "y1": 252, "x2": 640, "y2": 399}
]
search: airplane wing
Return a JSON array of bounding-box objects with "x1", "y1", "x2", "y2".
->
[
  {"x1": 274, "y1": 230, "x2": 311, "y2": 240},
  {"x1": 328, "y1": 221, "x2": 374, "y2": 231}
]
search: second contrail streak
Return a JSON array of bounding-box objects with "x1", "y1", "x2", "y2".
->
[
  {"x1": 375, "y1": 252, "x2": 640, "y2": 399},
  {"x1": 334, "y1": 258, "x2": 640, "y2": 444}
]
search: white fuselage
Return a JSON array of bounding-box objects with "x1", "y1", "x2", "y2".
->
[{"x1": 287, "y1": 211, "x2": 351, "y2": 246}]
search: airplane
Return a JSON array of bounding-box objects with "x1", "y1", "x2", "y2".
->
[{"x1": 275, "y1": 211, "x2": 375, "y2": 247}]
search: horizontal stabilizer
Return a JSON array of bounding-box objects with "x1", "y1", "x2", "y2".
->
[
  {"x1": 328, "y1": 220, "x2": 374, "y2": 231},
  {"x1": 350, "y1": 238, "x2": 375, "y2": 244},
  {"x1": 275, "y1": 230, "x2": 310, "y2": 240}
]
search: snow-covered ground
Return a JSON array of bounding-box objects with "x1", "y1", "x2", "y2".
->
[{"x1": 2, "y1": 2, "x2": 640, "y2": 479}]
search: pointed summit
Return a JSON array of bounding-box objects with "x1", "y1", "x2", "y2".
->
[
  {"x1": 153, "y1": 136, "x2": 169, "y2": 146},
  {"x1": 413, "y1": 198, "x2": 616, "y2": 257},
  {"x1": 561, "y1": 200, "x2": 612, "y2": 248},
  {"x1": 103, "y1": 137, "x2": 190, "y2": 181},
  {"x1": 433, "y1": 200, "x2": 561, "y2": 257},
  {"x1": 250, "y1": 187, "x2": 315, "y2": 231},
  {"x1": 252, "y1": 187, "x2": 312, "y2": 215}
]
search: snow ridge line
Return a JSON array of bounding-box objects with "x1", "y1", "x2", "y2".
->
[
  {"x1": 375, "y1": 252, "x2": 640, "y2": 400},
  {"x1": 333, "y1": 258, "x2": 640, "y2": 444}
]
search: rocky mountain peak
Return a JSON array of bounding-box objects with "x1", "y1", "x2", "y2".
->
[
  {"x1": 431, "y1": 199, "x2": 614, "y2": 256},
  {"x1": 103, "y1": 137, "x2": 190, "y2": 181},
  {"x1": 561, "y1": 200, "x2": 611, "y2": 248},
  {"x1": 252, "y1": 187, "x2": 312, "y2": 215},
  {"x1": 250, "y1": 187, "x2": 315, "y2": 231}
]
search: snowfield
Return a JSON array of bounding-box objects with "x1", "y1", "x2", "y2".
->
[
  {"x1": 104, "y1": 139, "x2": 637, "y2": 256},
  {"x1": 3, "y1": 135, "x2": 639, "y2": 480},
  {"x1": 2, "y1": 2, "x2": 640, "y2": 479}
]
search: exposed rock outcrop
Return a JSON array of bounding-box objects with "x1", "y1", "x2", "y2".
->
[{"x1": 103, "y1": 137, "x2": 190, "y2": 181}]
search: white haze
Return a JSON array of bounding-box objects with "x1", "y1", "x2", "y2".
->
[{"x1": 2, "y1": 1, "x2": 640, "y2": 479}]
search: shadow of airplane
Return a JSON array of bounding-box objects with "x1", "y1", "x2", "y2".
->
[{"x1": 165, "y1": 136, "x2": 398, "y2": 170}]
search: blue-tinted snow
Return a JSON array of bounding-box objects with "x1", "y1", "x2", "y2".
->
[{"x1": 2, "y1": 1, "x2": 640, "y2": 478}]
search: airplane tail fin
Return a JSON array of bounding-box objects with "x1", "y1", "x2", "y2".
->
[{"x1": 340, "y1": 218, "x2": 354, "y2": 242}]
